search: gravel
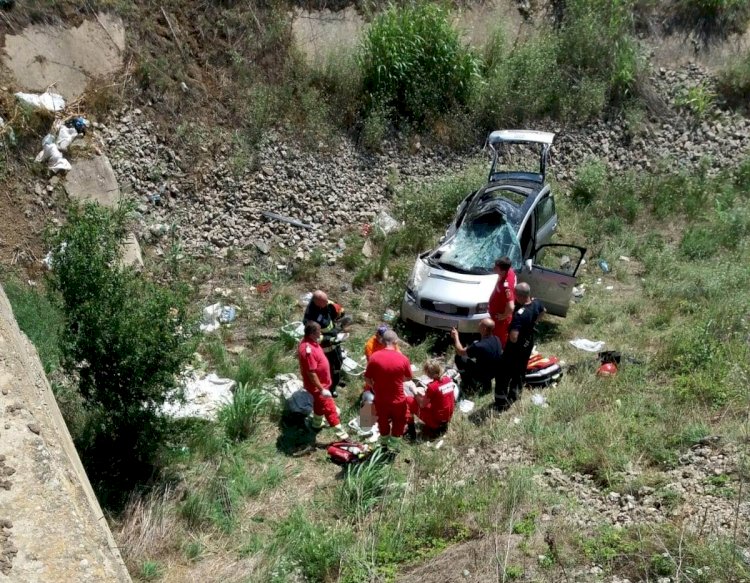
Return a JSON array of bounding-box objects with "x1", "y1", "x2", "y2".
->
[{"x1": 99, "y1": 63, "x2": 750, "y2": 263}]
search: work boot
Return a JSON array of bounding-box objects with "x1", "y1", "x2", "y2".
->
[
  {"x1": 330, "y1": 387, "x2": 338, "y2": 398},
  {"x1": 333, "y1": 424, "x2": 349, "y2": 441},
  {"x1": 306, "y1": 415, "x2": 325, "y2": 433},
  {"x1": 405, "y1": 422, "x2": 417, "y2": 441}
]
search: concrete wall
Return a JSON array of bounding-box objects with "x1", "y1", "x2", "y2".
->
[{"x1": 0, "y1": 284, "x2": 131, "y2": 583}]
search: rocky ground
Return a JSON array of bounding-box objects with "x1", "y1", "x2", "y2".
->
[{"x1": 84, "y1": 63, "x2": 750, "y2": 266}]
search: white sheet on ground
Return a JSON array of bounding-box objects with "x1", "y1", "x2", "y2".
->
[{"x1": 161, "y1": 372, "x2": 235, "y2": 421}]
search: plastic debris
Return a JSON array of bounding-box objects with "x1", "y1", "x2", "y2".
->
[
  {"x1": 281, "y1": 320, "x2": 305, "y2": 342},
  {"x1": 605, "y1": 285, "x2": 614, "y2": 291},
  {"x1": 382, "y1": 309, "x2": 397, "y2": 322},
  {"x1": 299, "y1": 291, "x2": 313, "y2": 307},
  {"x1": 373, "y1": 210, "x2": 400, "y2": 235},
  {"x1": 56, "y1": 125, "x2": 78, "y2": 151},
  {"x1": 531, "y1": 393, "x2": 548, "y2": 407},
  {"x1": 15, "y1": 91, "x2": 66, "y2": 112},
  {"x1": 572, "y1": 285, "x2": 585, "y2": 298},
  {"x1": 65, "y1": 116, "x2": 90, "y2": 135},
  {"x1": 619, "y1": 255, "x2": 631, "y2": 262},
  {"x1": 458, "y1": 399, "x2": 474, "y2": 414},
  {"x1": 161, "y1": 371, "x2": 235, "y2": 421},
  {"x1": 35, "y1": 135, "x2": 71, "y2": 172},
  {"x1": 598, "y1": 259, "x2": 610, "y2": 273},
  {"x1": 200, "y1": 302, "x2": 238, "y2": 333},
  {"x1": 342, "y1": 356, "x2": 365, "y2": 376},
  {"x1": 569, "y1": 338, "x2": 606, "y2": 352}
]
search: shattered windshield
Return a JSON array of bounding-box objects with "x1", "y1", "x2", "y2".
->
[{"x1": 436, "y1": 211, "x2": 523, "y2": 273}]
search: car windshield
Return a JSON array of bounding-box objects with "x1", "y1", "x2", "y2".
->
[{"x1": 436, "y1": 210, "x2": 523, "y2": 273}]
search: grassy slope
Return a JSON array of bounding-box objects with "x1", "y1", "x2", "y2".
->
[
  {"x1": 78, "y1": 152, "x2": 746, "y2": 582},
  {"x1": 2, "y1": 1, "x2": 750, "y2": 582}
]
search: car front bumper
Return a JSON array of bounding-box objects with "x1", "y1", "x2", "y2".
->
[{"x1": 400, "y1": 291, "x2": 488, "y2": 334}]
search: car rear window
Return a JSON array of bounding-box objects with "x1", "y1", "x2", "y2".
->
[{"x1": 481, "y1": 187, "x2": 527, "y2": 207}]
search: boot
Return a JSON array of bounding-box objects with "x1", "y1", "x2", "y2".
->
[
  {"x1": 405, "y1": 422, "x2": 417, "y2": 441},
  {"x1": 306, "y1": 415, "x2": 325, "y2": 433},
  {"x1": 333, "y1": 424, "x2": 349, "y2": 441}
]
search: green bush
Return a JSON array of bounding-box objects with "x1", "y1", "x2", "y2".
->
[
  {"x1": 47, "y1": 203, "x2": 194, "y2": 507},
  {"x1": 359, "y1": 3, "x2": 478, "y2": 125},
  {"x1": 717, "y1": 51, "x2": 750, "y2": 108},
  {"x1": 571, "y1": 158, "x2": 608, "y2": 207}
]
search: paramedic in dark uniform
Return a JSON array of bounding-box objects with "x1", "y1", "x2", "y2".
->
[
  {"x1": 303, "y1": 290, "x2": 348, "y2": 397},
  {"x1": 450, "y1": 318, "x2": 502, "y2": 394},
  {"x1": 494, "y1": 282, "x2": 545, "y2": 411}
]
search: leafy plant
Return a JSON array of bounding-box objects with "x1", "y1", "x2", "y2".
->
[
  {"x1": 338, "y1": 448, "x2": 392, "y2": 515},
  {"x1": 675, "y1": 83, "x2": 716, "y2": 118},
  {"x1": 46, "y1": 203, "x2": 194, "y2": 508},
  {"x1": 219, "y1": 382, "x2": 273, "y2": 441},
  {"x1": 359, "y1": 3, "x2": 479, "y2": 125}
]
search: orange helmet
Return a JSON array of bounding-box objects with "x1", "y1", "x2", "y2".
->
[{"x1": 597, "y1": 363, "x2": 618, "y2": 377}]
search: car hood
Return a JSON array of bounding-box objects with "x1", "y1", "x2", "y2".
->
[{"x1": 416, "y1": 262, "x2": 497, "y2": 306}]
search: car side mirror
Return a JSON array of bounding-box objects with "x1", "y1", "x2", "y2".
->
[{"x1": 524, "y1": 259, "x2": 533, "y2": 273}]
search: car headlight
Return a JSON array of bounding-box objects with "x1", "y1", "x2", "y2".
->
[
  {"x1": 476, "y1": 302, "x2": 489, "y2": 313},
  {"x1": 406, "y1": 258, "x2": 429, "y2": 298}
]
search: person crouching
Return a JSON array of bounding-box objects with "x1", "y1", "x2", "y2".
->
[
  {"x1": 298, "y1": 322, "x2": 348, "y2": 440},
  {"x1": 364, "y1": 330, "x2": 413, "y2": 450},
  {"x1": 406, "y1": 360, "x2": 456, "y2": 439}
]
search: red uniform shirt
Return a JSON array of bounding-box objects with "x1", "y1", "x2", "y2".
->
[
  {"x1": 365, "y1": 349, "x2": 412, "y2": 404},
  {"x1": 489, "y1": 268, "x2": 517, "y2": 322},
  {"x1": 423, "y1": 376, "x2": 456, "y2": 424},
  {"x1": 298, "y1": 338, "x2": 331, "y2": 395}
]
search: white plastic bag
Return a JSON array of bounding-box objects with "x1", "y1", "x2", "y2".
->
[
  {"x1": 15, "y1": 91, "x2": 66, "y2": 112},
  {"x1": 35, "y1": 141, "x2": 71, "y2": 172},
  {"x1": 56, "y1": 125, "x2": 79, "y2": 151}
]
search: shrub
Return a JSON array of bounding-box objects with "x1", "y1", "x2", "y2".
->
[
  {"x1": 571, "y1": 158, "x2": 608, "y2": 207},
  {"x1": 47, "y1": 203, "x2": 194, "y2": 507},
  {"x1": 717, "y1": 51, "x2": 750, "y2": 108},
  {"x1": 359, "y1": 3, "x2": 479, "y2": 125},
  {"x1": 674, "y1": 0, "x2": 750, "y2": 38}
]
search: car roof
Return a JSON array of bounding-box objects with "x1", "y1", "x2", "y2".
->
[
  {"x1": 469, "y1": 180, "x2": 542, "y2": 226},
  {"x1": 488, "y1": 129, "x2": 556, "y2": 146}
]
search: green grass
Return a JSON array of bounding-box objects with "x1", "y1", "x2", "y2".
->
[{"x1": 2, "y1": 278, "x2": 63, "y2": 374}]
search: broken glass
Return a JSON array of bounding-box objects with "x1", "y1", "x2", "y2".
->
[{"x1": 437, "y1": 211, "x2": 523, "y2": 273}]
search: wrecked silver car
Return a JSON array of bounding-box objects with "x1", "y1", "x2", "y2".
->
[{"x1": 401, "y1": 130, "x2": 586, "y2": 333}]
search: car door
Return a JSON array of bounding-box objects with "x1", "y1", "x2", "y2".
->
[
  {"x1": 517, "y1": 244, "x2": 586, "y2": 317},
  {"x1": 534, "y1": 195, "x2": 558, "y2": 248}
]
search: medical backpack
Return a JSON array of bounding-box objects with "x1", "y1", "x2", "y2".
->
[{"x1": 525, "y1": 354, "x2": 563, "y2": 388}]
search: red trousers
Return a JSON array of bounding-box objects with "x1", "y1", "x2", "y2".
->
[
  {"x1": 313, "y1": 393, "x2": 340, "y2": 426},
  {"x1": 494, "y1": 317, "x2": 511, "y2": 349},
  {"x1": 406, "y1": 397, "x2": 445, "y2": 430},
  {"x1": 375, "y1": 399, "x2": 408, "y2": 438}
]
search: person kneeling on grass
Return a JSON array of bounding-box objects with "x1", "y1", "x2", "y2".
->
[
  {"x1": 298, "y1": 322, "x2": 348, "y2": 440},
  {"x1": 406, "y1": 359, "x2": 457, "y2": 440}
]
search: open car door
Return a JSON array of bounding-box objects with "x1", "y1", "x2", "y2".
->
[{"x1": 517, "y1": 244, "x2": 586, "y2": 317}]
